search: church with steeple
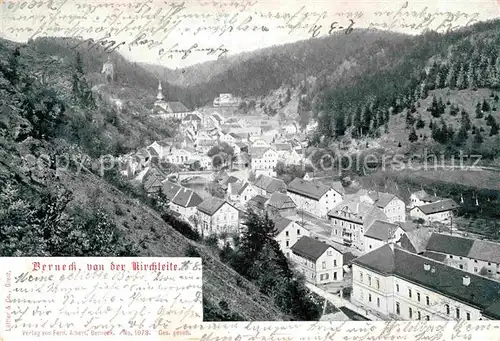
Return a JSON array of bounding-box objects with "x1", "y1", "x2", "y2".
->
[{"x1": 152, "y1": 80, "x2": 191, "y2": 120}]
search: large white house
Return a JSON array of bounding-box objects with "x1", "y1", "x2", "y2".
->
[
  {"x1": 250, "y1": 147, "x2": 279, "y2": 177},
  {"x1": 328, "y1": 199, "x2": 388, "y2": 251},
  {"x1": 351, "y1": 244, "x2": 500, "y2": 320},
  {"x1": 291, "y1": 236, "x2": 344, "y2": 285},
  {"x1": 424, "y1": 233, "x2": 500, "y2": 280},
  {"x1": 274, "y1": 217, "x2": 310, "y2": 258},
  {"x1": 195, "y1": 198, "x2": 240, "y2": 237},
  {"x1": 410, "y1": 199, "x2": 459, "y2": 224},
  {"x1": 287, "y1": 178, "x2": 344, "y2": 218},
  {"x1": 359, "y1": 190, "x2": 406, "y2": 223}
]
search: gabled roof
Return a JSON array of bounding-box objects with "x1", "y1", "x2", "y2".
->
[
  {"x1": 197, "y1": 198, "x2": 235, "y2": 216},
  {"x1": 287, "y1": 178, "x2": 339, "y2": 201},
  {"x1": 272, "y1": 143, "x2": 292, "y2": 152},
  {"x1": 161, "y1": 180, "x2": 182, "y2": 200},
  {"x1": 366, "y1": 191, "x2": 398, "y2": 208},
  {"x1": 250, "y1": 147, "x2": 275, "y2": 159},
  {"x1": 353, "y1": 245, "x2": 500, "y2": 319},
  {"x1": 426, "y1": 233, "x2": 500, "y2": 264},
  {"x1": 400, "y1": 227, "x2": 433, "y2": 254},
  {"x1": 365, "y1": 220, "x2": 401, "y2": 241},
  {"x1": 171, "y1": 187, "x2": 203, "y2": 208},
  {"x1": 265, "y1": 192, "x2": 297, "y2": 210},
  {"x1": 273, "y1": 217, "x2": 294, "y2": 234},
  {"x1": 228, "y1": 182, "x2": 243, "y2": 196},
  {"x1": 291, "y1": 236, "x2": 340, "y2": 261},
  {"x1": 328, "y1": 199, "x2": 388, "y2": 227},
  {"x1": 253, "y1": 175, "x2": 286, "y2": 194},
  {"x1": 413, "y1": 199, "x2": 460, "y2": 215},
  {"x1": 248, "y1": 194, "x2": 269, "y2": 209}
]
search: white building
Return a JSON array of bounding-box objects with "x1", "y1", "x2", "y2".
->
[
  {"x1": 363, "y1": 220, "x2": 405, "y2": 252},
  {"x1": 410, "y1": 199, "x2": 459, "y2": 224},
  {"x1": 250, "y1": 147, "x2": 279, "y2": 177},
  {"x1": 360, "y1": 190, "x2": 406, "y2": 223},
  {"x1": 287, "y1": 178, "x2": 343, "y2": 218},
  {"x1": 291, "y1": 236, "x2": 344, "y2": 285},
  {"x1": 161, "y1": 181, "x2": 203, "y2": 218},
  {"x1": 328, "y1": 199, "x2": 388, "y2": 251},
  {"x1": 351, "y1": 244, "x2": 500, "y2": 320},
  {"x1": 274, "y1": 217, "x2": 310, "y2": 258},
  {"x1": 424, "y1": 233, "x2": 500, "y2": 279},
  {"x1": 410, "y1": 190, "x2": 441, "y2": 208},
  {"x1": 195, "y1": 198, "x2": 240, "y2": 237}
]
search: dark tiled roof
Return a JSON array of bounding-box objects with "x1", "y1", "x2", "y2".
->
[
  {"x1": 274, "y1": 217, "x2": 293, "y2": 234},
  {"x1": 197, "y1": 197, "x2": 228, "y2": 216},
  {"x1": 343, "y1": 252, "x2": 357, "y2": 265},
  {"x1": 365, "y1": 220, "x2": 400, "y2": 241},
  {"x1": 162, "y1": 181, "x2": 182, "y2": 200},
  {"x1": 253, "y1": 175, "x2": 286, "y2": 194},
  {"x1": 367, "y1": 191, "x2": 397, "y2": 208},
  {"x1": 287, "y1": 178, "x2": 333, "y2": 201},
  {"x1": 422, "y1": 251, "x2": 448, "y2": 262},
  {"x1": 353, "y1": 245, "x2": 500, "y2": 319},
  {"x1": 249, "y1": 194, "x2": 269, "y2": 206},
  {"x1": 291, "y1": 236, "x2": 334, "y2": 261},
  {"x1": 414, "y1": 199, "x2": 460, "y2": 214},
  {"x1": 266, "y1": 193, "x2": 296, "y2": 210},
  {"x1": 426, "y1": 233, "x2": 474, "y2": 258},
  {"x1": 171, "y1": 187, "x2": 203, "y2": 208}
]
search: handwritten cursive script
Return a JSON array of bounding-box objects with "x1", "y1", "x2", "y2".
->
[{"x1": 1, "y1": 257, "x2": 202, "y2": 338}]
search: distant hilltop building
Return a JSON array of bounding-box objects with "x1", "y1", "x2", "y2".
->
[
  {"x1": 152, "y1": 80, "x2": 191, "y2": 120},
  {"x1": 213, "y1": 93, "x2": 240, "y2": 107},
  {"x1": 101, "y1": 56, "x2": 114, "y2": 83}
]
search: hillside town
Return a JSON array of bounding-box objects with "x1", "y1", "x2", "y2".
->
[{"x1": 116, "y1": 79, "x2": 500, "y2": 322}]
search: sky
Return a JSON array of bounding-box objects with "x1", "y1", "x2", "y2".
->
[{"x1": 1, "y1": 0, "x2": 499, "y2": 68}]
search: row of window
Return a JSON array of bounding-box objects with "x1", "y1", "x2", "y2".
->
[
  {"x1": 285, "y1": 229, "x2": 302, "y2": 237},
  {"x1": 404, "y1": 287, "x2": 430, "y2": 306},
  {"x1": 450, "y1": 255, "x2": 499, "y2": 268},
  {"x1": 395, "y1": 302, "x2": 471, "y2": 320},
  {"x1": 359, "y1": 272, "x2": 381, "y2": 289}
]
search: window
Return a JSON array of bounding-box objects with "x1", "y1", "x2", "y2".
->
[
  {"x1": 377, "y1": 297, "x2": 380, "y2": 307},
  {"x1": 320, "y1": 273, "x2": 329, "y2": 280},
  {"x1": 360, "y1": 289, "x2": 364, "y2": 300},
  {"x1": 368, "y1": 276, "x2": 372, "y2": 286},
  {"x1": 446, "y1": 304, "x2": 450, "y2": 315},
  {"x1": 368, "y1": 294, "x2": 372, "y2": 302},
  {"x1": 376, "y1": 279, "x2": 380, "y2": 289},
  {"x1": 409, "y1": 308, "x2": 413, "y2": 319},
  {"x1": 459, "y1": 264, "x2": 464, "y2": 269},
  {"x1": 456, "y1": 308, "x2": 460, "y2": 319},
  {"x1": 408, "y1": 289, "x2": 412, "y2": 298},
  {"x1": 322, "y1": 261, "x2": 326, "y2": 269},
  {"x1": 466, "y1": 312, "x2": 471, "y2": 320},
  {"x1": 459, "y1": 257, "x2": 463, "y2": 260},
  {"x1": 334, "y1": 260, "x2": 337, "y2": 267},
  {"x1": 417, "y1": 293, "x2": 421, "y2": 302},
  {"x1": 426, "y1": 296, "x2": 430, "y2": 306},
  {"x1": 450, "y1": 255, "x2": 453, "y2": 259},
  {"x1": 334, "y1": 272, "x2": 337, "y2": 280},
  {"x1": 426, "y1": 315, "x2": 430, "y2": 321},
  {"x1": 327, "y1": 250, "x2": 332, "y2": 256},
  {"x1": 286, "y1": 241, "x2": 289, "y2": 247},
  {"x1": 396, "y1": 302, "x2": 400, "y2": 315},
  {"x1": 474, "y1": 267, "x2": 478, "y2": 272},
  {"x1": 418, "y1": 311, "x2": 421, "y2": 320},
  {"x1": 285, "y1": 231, "x2": 289, "y2": 237},
  {"x1": 297, "y1": 229, "x2": 300, "y2": 235},
  {"x1": 474, "y1": 260, "x2": 478, "y2": 263},
  {"x1": 360, "y1": 272, "x2": 364, "y2": 282},
  {"x1": 488, "y1": 262, "x2": 492, "y2": 266}
]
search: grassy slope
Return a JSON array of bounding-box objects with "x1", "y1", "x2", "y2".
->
[{"x1": 0, "y1": 37, "x2": 289, "y2": 321}]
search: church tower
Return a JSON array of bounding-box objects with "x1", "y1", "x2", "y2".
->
[{"x1": 156, "y1": 80, "x2": 164, "y2": 101}]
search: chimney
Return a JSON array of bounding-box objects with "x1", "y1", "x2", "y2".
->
[
  {"x1": 424, "y1": 263, "x2": 430, "y2": 271},
  {"x1": 463, "y1": 275, "x2": 471, "y2": 286}
]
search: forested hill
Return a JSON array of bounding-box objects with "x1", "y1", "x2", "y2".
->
[
  {"x1": 141, "y1": 29, "x2": 411, "y2": 107},
  {"x1": 309, "y1": 19, "x2": 500, "y2": 159},
  {"x1": 0, "y1": 37, "x2": 303, "y2": 321}
]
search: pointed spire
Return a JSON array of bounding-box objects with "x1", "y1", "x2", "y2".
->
[
  {"x1": 475, "y1": 195, "x2": 479, "y2": 206},
  {"x1": 157, "y1": 80, "x2": 164, "y2": 101},
  {"x1": 460, "y1": 193, "x2": 464, "y2": 203}
]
